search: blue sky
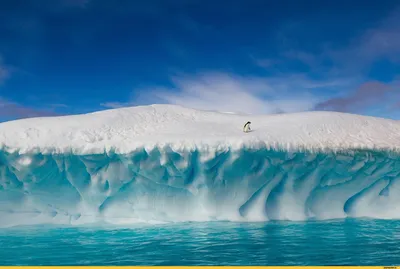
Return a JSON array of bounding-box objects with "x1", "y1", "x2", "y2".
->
[{"x1": 0, "y1": 0, "x2": 399, "y2": 121}]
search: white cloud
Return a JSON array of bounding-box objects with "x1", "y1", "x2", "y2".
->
[
  {"x1": 101, "y1": 8, "x2": 400, "y2": 117},
  {"x1": 104, "y1": 72, "x2": 330, "y2": 115}
]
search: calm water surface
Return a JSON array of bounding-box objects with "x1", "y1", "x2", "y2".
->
[{"x1": 0, "y1": 219, "x2": 399, "y2": 265}]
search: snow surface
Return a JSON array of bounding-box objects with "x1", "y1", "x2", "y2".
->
[{"x1": 0, "y1": 104, "x2": 399, "y2": 154}]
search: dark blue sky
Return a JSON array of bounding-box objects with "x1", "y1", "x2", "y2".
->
[{"x1": 0, "y1": 0, "x2": 399, "y2": 121}]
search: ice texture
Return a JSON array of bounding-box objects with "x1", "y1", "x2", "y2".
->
[{"x1": 0, "y1": 105, "x2": 399, "y2": 227}]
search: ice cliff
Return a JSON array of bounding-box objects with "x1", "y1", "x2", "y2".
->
[{"x1": 0, "y1": 104, "x2": 399, "y2": 227}]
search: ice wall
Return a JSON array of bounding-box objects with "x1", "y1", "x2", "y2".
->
[{"x1": 0, "y1": 147, "x2": 399, "y2": 227}]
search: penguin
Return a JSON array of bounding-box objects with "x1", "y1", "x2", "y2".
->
[{"x1": 243, "y1": 121, "x2": 251, "y2": 133}]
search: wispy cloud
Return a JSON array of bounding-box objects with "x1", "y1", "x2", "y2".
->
[
  {"x1": 314, "y1": 81, "x2": 399, "y2": 113},
  {"x1": 103, "y1": 72, "x2": 328, "y2": 114},
  {"x1": 283, "y1": 50, "x2": 319, "y2": 68},
  {"x1": 256, "y1": 8, "x2": 400, "y2": 80},
  {"x1": 320, "y1": 10, "x2": 400, "y2": 78},
  {"x1": 247, "y1": 8, "x2": 400, "y2": 118},
  {"x1": 0, "y1": 97, "x2": 64, "y2": 120},
  {"x1": 351, "y1": 9, "x2": 400, "y2": 62},
  {"x1": 309, "y1": 10, "x2": 400, "y2": 115},
  {"x1": 98, "y1": 6, "x2": 400, "y2": 118}
]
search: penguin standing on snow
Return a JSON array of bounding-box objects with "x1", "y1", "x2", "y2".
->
[{"x1": 243, "y1": 121, "x2": 251, "y2": 133}]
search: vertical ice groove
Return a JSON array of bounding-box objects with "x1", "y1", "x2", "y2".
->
[{"x1": 0, "y1": 147, "x2": 399, "y2": 227}]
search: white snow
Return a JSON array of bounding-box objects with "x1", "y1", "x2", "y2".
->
[{"x1": 0, "y1": 104, "x2": 399, "y2": 155}]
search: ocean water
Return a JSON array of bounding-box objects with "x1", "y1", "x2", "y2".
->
[{"x1": 0, "y1": 219, "x2": 399, "y2": 265}]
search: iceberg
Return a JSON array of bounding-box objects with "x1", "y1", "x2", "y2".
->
[{"x1": 0, "y1": 104, "x2": 399, "y2": 227}]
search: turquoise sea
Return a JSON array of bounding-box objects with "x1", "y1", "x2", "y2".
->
[{"x1": 0, "y1": 219, "x2": 399, "y2": 265}]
